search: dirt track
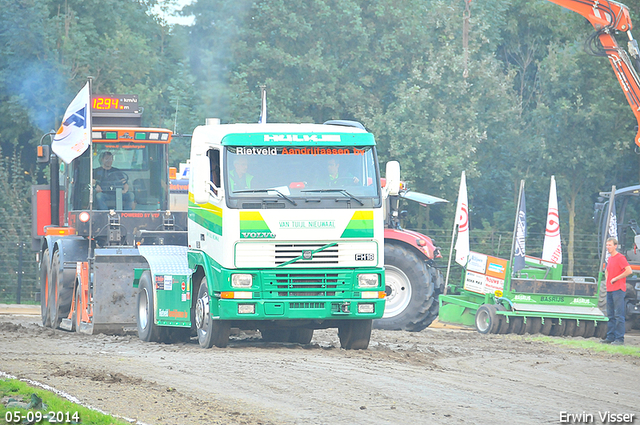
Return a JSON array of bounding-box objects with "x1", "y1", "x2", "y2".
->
[{"x1": 1, "y1": 313, "x2": 639, "y2": 425}]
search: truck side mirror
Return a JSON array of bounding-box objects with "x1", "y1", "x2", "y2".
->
[
  {"x1": 191, "y1": 155, "x2": 211, "y2": 204},
  {"x1": 385, "y1": 161, "x2": 401, "y2": 196}
]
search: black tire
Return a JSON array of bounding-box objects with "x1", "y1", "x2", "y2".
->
[
  {"x1": 573, "y1": 320, "x2": 587, "y2": 338},
  {"x1": 582, "y1": 320, "x2": 596, "y2": 338},
  {"x1": 495, "y1": 304, "x2": 510, "y2": 334},
  {"x1": 598, "y1": 279, "x2": 607, "y2": 311},
  {"x1": 549, "y1": 319, "x2": 566, "y2": 337},
  {"x1": 595, "y1": 321, "x2": 608, "y2": 339},
  {"x1": 289, "y1": 328, "x2": 314, "y2": 344},
  {"x1": 338, "y1": 319, "x2": 372, "y2": 350},
  {"x1": 49, "y1": 250, "x2": 72, "y2": 329},
  {"x1": 509, "y1": 316, "x2": 525, "y2": 335},
  {"x1": 374, "y1": 243, "x2": 438, "y2": 332},
  {"x1": 563, "y1": 319, "x2": 577, "y2": 337},
  {"x1": 540, "y1": 318, "x2": 553, "y2": 335},
  {"x1": 524, "y1": 317, "x2": 542, "y2": 334},
  {"x1": 195, "y1": 277, "x2": 230, "y2": 348},
  {"x1": 137, "y1": 271, "x2": 162, "y2": 342},
  {"x1": 475, "y1": 304, "x2": 500, "y2": 334},
  {"x1": 261, "y1": 329, "x2": 292, "y2": 342},
  {"x1": 40, "y1": 249, "x2": 51, "y2": 327}
]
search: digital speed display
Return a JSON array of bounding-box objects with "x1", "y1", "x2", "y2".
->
[{"x1": 92, "y1": 95, "x2": 138, "y2": 113}]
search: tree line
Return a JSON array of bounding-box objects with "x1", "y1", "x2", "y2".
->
[{"x1": 1, "y1": 0, "x2": 640, "y2": 298}]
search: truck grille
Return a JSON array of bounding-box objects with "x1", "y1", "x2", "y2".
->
[
  {"x1": 275, "y1": 243, "x2": 339, "y2": 265},
  {"x1": 263, "y1": 272, "x2": 350, "y2": 298}
]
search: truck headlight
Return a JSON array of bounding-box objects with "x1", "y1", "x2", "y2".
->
[
  {"x1": 232, "y1": 274, "x2": 253, "y2": 288},
  {"x1": 358, "y1": 274, "x2": 379, "y2": 288}
]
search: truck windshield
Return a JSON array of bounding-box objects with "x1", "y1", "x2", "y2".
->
[
  {"x1": 224, "y1": 145, "x2": 381, "y2": 209},
  {"x1": 70, "y1": 142, "x2": 167, "y2": 211}
]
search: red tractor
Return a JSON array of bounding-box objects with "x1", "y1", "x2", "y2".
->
[{"x1": 374, "y1": 164, "x2": 447, "y2": 331}]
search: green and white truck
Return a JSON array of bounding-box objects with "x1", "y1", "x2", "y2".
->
[{"x1": 134, "y1": 120, "x2": 388, "y2": 349}]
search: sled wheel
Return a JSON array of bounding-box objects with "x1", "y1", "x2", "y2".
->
[
  {"x1": 137, "y1": 271, "x2": 162, "y2": 342},
  {"x1": 563, "y1": 319, "x2": 577, "y2": 337},
  {"x1": 594, "y1": 321, "x2": 608, "y2": 339},
  {"x1": 374, "y1": 244, "x2": 438, "y2": 332},
  {"x1": 509, "y1": 316, "x2": 525, "y2": 335},
  {"x1": 40, "y1": 249, "x2": 51, "y2": 327},
  {"x1": 195, "y1": 276, "x2": 230, "y2": 348},
  {"x1": 572, "y1": 320, "x2": 586, "y2": 338},
  {"x1": 524, "y1": 317, "x2": 542, "y2": 334},
  {"x1": 475, "y1": 304, "x2": 500, "y2": 334},
  {"x1": 582, "y1": 320, "x2": 596, "y2": 338},
  {"x1": 540, "y1": 317, "x2": 553, "y2": 335},
  {"x1": 549, "y1": 319, "x2": 566, "y2": 337},
  {"x1": 289, "y1": 328, "x2": 314, "y2": 344},
  {"x1": 338, "y1": 319, "x2": 372, "y2": 350},
  {"x1": 494, "y1": 304, "x2": 510, "y2": 334}
]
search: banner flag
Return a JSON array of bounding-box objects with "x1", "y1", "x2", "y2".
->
[
  {"x1": 513, "y1": 187, "x2": 527, "y2": 273},
  {"x1": 454, "y1": 171, "x2": 470, "y2": 266},
  {"x1": 542, "y1": 176, "x2": 562, "y2": 263},
  {"x1": 52, "y1": 82, "x2": 91, "y2": 164}
]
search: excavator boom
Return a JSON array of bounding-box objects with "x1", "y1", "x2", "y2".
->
[{"x1": 548, "y1": 0, "x2": 640, "y2": 147}]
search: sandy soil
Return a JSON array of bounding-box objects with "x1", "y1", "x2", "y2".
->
[{"x1": 1, "y1": 314, "x2": 639, "y2": 425}]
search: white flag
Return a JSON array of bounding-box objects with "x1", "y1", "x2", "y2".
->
[
  {"x1": 454, "y1": 171, "x2": 470, "y2": 266},
  {"x1": 542, "y1": 176, "x2": 562, "y2": 264},
  {"x1": 52, "y1": 82, "x2": 91, "y2": 164}
]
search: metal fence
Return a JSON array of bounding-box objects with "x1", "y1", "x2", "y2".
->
[{"x1": 0, "y1": 240, "x2": 39, "y2": 304}]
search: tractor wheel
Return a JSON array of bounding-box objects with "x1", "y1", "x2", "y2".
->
[
  {"x1": 549, "y1": 319, "x2": 566, "y2": 337},
  {"x1": 195, "y1": 277, "x2": 230, "y2": 348},
  {"x1": 289, "y1": 328, "x2": 314, "y2": 344},
  {"x1": 40, "y1": 249, "x2": 51, "y2": 327},
  {"x1": 540, "y1": 318, "x2": 553, "y2": 335},
  {"x1": 338, "y1": 319, "x2": 372, "y2": 350},
  {"x1": 582, "y1": 320, "x2": 596, "y2": 338},
  {"x1": 524, "y1": 317, "x2": 542, "y2": 334},
  {"x1": 475, "y1": 304, "x2": 500, "y2": 334},
  {"x1": 563, "y1": 319, "x2": 577, "y2": 337},
  {"x1": 261, "y1": 329, "x2": 292, "y2": 342},
  {"x1": 49, "y1": 250, "x2": 72, "y2": 329},
  {"x1": 598, "y1": 279, "x2": 607, "y2": 311},
  {"x1": 137, "y1": 271, "x2": 162, "y2": 343},
  {"x1": 374, "y1": 243, "x2": 438, "y2": 332}
]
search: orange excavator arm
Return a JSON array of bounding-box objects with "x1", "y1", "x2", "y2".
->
[{"x1": 548, "y1": 0, "x2": 640, "y2": 147}]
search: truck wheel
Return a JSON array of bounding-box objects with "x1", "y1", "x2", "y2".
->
[
  {"x1": 374, "y1": 243, "x2": 437, "y2": 332},
  {"x1": 289, "y1": 328, "x2": 314, "y2": 344},
  {"x1": 49, "y1": 250, "x2": 72, "y2": 329},
  {"x1": 475, "y1": 304, "x2": 500, "y2": 334},
  {"x1": 137, "y1": 271, "x2": 162, "y2": 342},
  {"x1": 338, "y1": 319, "x2": 372, "y2": 350},
  {"x1": 40, "y1": 249, "x2": 51, "y2": 327},
  {"x1": 195, "y1": 277, "x2": 230, "y2": 348}
]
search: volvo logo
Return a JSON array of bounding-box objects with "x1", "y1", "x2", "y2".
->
[{"x1": 302, "y1": 250, "x2": 313, "y2": 260}]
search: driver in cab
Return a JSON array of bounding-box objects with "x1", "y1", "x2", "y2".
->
[{"x1": 93, "y1": 151, "x2": 134, "y2": 210}]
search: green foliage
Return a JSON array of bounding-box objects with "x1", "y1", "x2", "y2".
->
[{"x1": 0, "y1": 378, "x2": 130, "y2": 424}]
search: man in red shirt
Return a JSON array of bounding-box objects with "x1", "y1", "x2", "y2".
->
[{"x1": 602, "y1": 238, "x2": 632, "y2": 345}]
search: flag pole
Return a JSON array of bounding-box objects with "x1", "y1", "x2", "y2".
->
[
  {"x1": 87, "y1": 76, "x2": 94, "y2": 260},
  {"x1": 509, "y1": 180, "x2": 525, "y2": 276},
  {"x1": 444, "y1": 220, "x2": 457, "y2": 296}
]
